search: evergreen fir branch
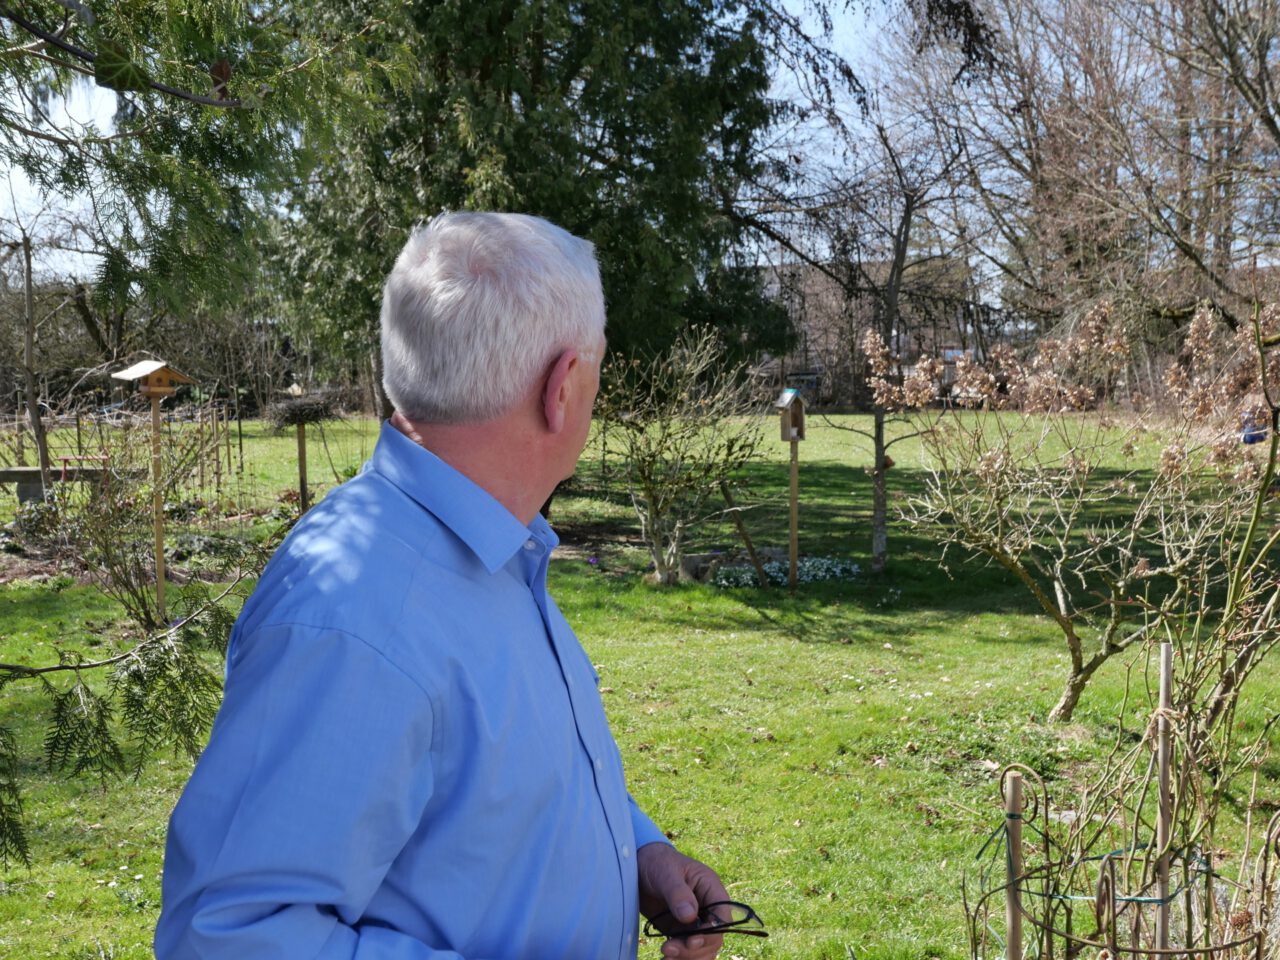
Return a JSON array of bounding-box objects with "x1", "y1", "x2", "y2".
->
[
  {"x1": 1, "y1": 550, "x2": 266, "y2": 850},
  {"x1": 0, "y1": 575, "x2": 254, "y2": 679},
  {"x1": 43, "y1": 681, "x2": 125, "y2": 785},
  {"x1": 0, "y1": 7, "x2": 245, "y2": 107},
  {"x1": 0, "y1": 724, "x2": 30, "y2": 869},
  {"x1": 112, "y1": 626, "x2": 222, "y2": 780}
]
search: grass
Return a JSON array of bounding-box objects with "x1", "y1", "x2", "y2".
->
[{"x1": 0, "y1": 413, "x2": 1275, "y2": 959}]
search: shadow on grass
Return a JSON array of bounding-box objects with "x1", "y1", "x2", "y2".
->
[
  {"x1": 569, "y1": 458, "x2": 1169, "y2": 557},
  {"x1": 557, "y1": 454, "x2": 1198, "y2": 658},
  {"x1": 555, "y1": 548, "x2": 1052, "y2": 654}
]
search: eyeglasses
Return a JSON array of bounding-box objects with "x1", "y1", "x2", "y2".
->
[{"x1": 643, "y1": 900, "x2": 769, "y2": 939}]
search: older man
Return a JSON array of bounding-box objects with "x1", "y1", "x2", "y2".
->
[{"x1": 156, "y1": 213, "x2": 728, "y2": 959}]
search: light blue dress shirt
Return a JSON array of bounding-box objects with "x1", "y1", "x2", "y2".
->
[{"x1": 156, "y1": 422, "x2": 667, "y2": 959}]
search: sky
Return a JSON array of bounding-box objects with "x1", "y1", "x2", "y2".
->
[{"x1": 0, "y1": 81, "x2": 116, "y2": 278}]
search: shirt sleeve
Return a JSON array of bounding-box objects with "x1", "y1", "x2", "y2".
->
[
  {"x1": 156, "y1": 623, "x2": 481, "y2": 960},
  {"x1": 628, "y1": 795, "x2": 671, "y2": 850}
]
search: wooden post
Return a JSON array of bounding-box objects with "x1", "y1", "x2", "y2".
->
[
  {"x1": 1005, "y1": 770, "x2": 1024, "y2": 960},
  {"x1": 1156, "y1": 642, "x2": 1173, "y2": 950},
  {"x1": 151, "y1": 394, "x2": 166, "y2": 622},
  {"x1": 297, "y1": 422, "x2": 309, "y2": 514},
  {"x1": 224, "y1": 406, "x2": 232, "y2": 473},
  {"x1": 789, "y1": 437, "x2": 799, "y2": 592},
  {"x1": 75, "y1": 412, "x2": 82, "y2": 457}
]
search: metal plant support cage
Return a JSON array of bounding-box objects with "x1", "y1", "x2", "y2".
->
[{"x1": 966, "y1": 760, "x2": 1280, "y2": 960}]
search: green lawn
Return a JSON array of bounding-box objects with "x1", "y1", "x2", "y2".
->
[{"x1": 0, "y1": 414, "x2": 1273, "y2": 959}]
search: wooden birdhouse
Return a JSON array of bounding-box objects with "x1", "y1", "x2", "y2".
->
[
  {"x1": 775, "y1": 388, "x2": 806, "y2": 442},
  {"x1": 111, "y1": 359, "x2": 194, "y2": 398}
]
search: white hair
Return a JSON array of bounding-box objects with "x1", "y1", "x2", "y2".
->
[{"x1": 380, "y1": 212, "x2": 606, "y2": 424}]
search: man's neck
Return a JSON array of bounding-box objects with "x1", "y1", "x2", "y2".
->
[{"x1": 390, "y1": 411, "x2": 553, "y2": 526}]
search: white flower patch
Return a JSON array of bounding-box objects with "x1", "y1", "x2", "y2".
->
[{"x1": 712, "y1": 557, "x2": 861, "y2": 588}]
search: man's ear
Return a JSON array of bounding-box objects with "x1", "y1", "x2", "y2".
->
[{"x1": 542, "y1": 349, "x2": 579, "y2": 434}]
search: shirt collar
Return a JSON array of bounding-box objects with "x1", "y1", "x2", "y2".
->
[{"x1": 369, "y1": 421, "x2": 557, "y2": 574}]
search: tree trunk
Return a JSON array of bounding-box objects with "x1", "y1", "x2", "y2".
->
[
  {"x1": 640, "y1": 499, "x2": 679, "y2": 585},
  {"x1": 71, "y1": 283, "x2": 111, "y2": 360},
  {"x1": 652, "y1": 538, "x2": 680, "y2": 585},
  {"x1": 370, "y1": 350, "x2": 394, "y2": 420},
  {"x1": 1048, "y1": 667, "x2": 1090, "y2": 723},
  {"x1": 871, "y1": 408, "x2": 888, "y2": 573},
  {"x1": 21, "y1": 234, "x2": 50, "y2": 493}
]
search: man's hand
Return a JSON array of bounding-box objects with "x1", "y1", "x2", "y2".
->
[{"x1": 637, "y1": 842, "x2": 730, "y2": 960}]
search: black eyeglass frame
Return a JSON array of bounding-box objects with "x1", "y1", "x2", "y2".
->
[{"x1": 642, "y1": 899, "x2": 769, "y2": 939}]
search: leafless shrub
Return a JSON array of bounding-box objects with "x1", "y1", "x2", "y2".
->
[
  {"x1": 892, "y1": 302, "x2": 1275, "y2": 722},
  {"x1": 963, "y1": 303, "x2": 1280, "y2": 957},
  {"x1": 599, "y1": 327, "x2": 765, "y2": 585}
]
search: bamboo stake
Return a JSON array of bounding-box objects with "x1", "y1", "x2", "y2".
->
[
  {"x1": 297, "y1": 422, "x2": 309, "y2": 514},
  {"x1": 789, "y1": 437, "x2": 799, "y2": 592},
  {"x1": 1006, "y1": 770, "x2": 1024, "y2": 960},
  {"x1": 151, "y1": 395, "x2": 166, "y2": 622},
  {"x1": 1157, "y1": 642, "x2": 1173, "y2": 950}
]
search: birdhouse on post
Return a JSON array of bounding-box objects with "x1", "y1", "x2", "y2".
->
[
  {"x1": 775, "y1": 388, "x2": 806, "y2": 592},
  {"x1": 775, "y1": 388, "x2": 806, "y2": 441},
  {"x1": 110, "y1": 359, "x2": 193, "y2": 398},
  {"x1": 110, "y1": 359, "x2": 194, "y2": 624}
]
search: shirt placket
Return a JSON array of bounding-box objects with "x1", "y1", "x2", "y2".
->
[{"x1": 520, "y1": 535, "x2": 637, "y2": 960}]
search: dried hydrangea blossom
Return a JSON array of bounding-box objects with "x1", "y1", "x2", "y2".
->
[
  {"x1": 1159, "y1": 443, "x2": 1187, "y2": 477},
  {"x1": 862, "y1": 328, "x2": 891, "y2": 376}
]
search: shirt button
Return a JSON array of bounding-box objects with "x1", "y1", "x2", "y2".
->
[
  {"x1": 524, "y1": 539, "x2": 538, "y2": 551},
  {"x1": 594, "y1": 757, "x2": 604, "y2": 772},
  {"x1": 621, "y1": 844, "x2": 631, "y2": 859}
]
